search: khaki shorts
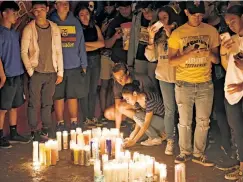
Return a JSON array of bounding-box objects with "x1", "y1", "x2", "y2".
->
[{"x1": 100, "y1": 55, "x2": 114, "y2": 80}]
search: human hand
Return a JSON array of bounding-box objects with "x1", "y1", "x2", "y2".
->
[
  {"x1": 227, "y1": 83, "x2": 243, "y2": 94},
  {"x1": 123, "y1": 139, "x2": 136, "y2": 148},
  {"x1": 55, "y1": 76, "x2": 63, "y2": 85},
  {"x1": 0, "y1": 74, "x2": 6, "y2": 88}
]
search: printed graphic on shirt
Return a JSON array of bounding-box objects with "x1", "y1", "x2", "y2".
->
[
  {"x1": 120, "y1": 22, "x2": 132, "y2": 50},
  {"x1": 181, "y1": 35, "x2": 210, "y2": 68},
  {"x1": 58, "y1": 26, "x2": 77, "y2": 48},
  {"x1": 139, "y1": 26, "x2": 149, "y2": 45},
  {"x1": 159, "y1": 41, "x2": 169, "y2": 60}
]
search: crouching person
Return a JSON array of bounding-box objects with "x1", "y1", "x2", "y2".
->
[{"x1": 121, "y1": 81, "x2": 165, "y2": 148}]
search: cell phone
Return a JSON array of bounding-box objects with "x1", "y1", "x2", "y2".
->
[
  {"x1": 194, "y1": 44, "x2": 200, "y2": 49},
  {"x1": 152, "y1": 21, "x2": 163, "y2": 31},
  {"x1": 220, "y1": 32, "x2": 231, "y2": 42}
]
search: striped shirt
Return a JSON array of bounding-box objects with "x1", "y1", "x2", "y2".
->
[{"x1": 145, "y1": 92, "x2": 165, "y2": 117}]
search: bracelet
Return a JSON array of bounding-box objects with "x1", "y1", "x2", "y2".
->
[{"x1": 220, "y1": 53, "x2": 227, "y2": 56}]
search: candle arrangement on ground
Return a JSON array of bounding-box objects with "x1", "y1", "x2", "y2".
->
[{"x1": 32, "y1": 127, "x2": 186, "y2": 182}]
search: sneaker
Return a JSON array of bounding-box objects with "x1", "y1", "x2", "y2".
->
[
  {"x1": 84, "y1": 118, "x2": 96, "y2": 129},
  {"x1": 0, "y1": 137, "x2": 12, "y2": 149},
  {"x1": 9, "y1": 133, "x2": 31, "y2": 144},
  {"x1": 56, "y1": 122, "x2": 65, "y2": 132},
  {"x1": 174, "y1": 154, "x2": 191, "y2": 164},
  {"x1": 70, "y1": 121, "x2": 78, "y2": 130},
  {"x1": 165, "y1": 139, "x2": 174, "y2": 156},
  {"x1": 225, "y1": 168, "x2": 243, "y2": 180},
  {"x1": 221, "y1": 146, "x2": 237, "y2": 160},
  {"x1": 99, "y1": 116, "x2": 108, "y2": 124},
  {"x1": 216, "y1": 164, "x2": 239, "y2": 171},
  {"x1": 32, "y1": 131, "x2": 48, "y2": 143},
  {"x1": 192, "y1": 155, "x2": 214, "y2": 167},
  {"x1": 93, "y1": 118, "x2": 103, "y2": 127},
  {"x1": 236, "y1": 176, "x2": 243, "y2": 182},
  {"x1": 160, "y1": 132, "x2": 167, "y2": 142},
  {"x1": 140, "y1": 137, "x2": 162, "y2": 146}
]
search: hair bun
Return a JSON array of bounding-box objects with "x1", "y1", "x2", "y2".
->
[{"x1": 132, "y1": 80, "x2": 140, "y2": 87}]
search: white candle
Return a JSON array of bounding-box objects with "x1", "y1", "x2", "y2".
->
[
  {"x1": 76, "y1": 127, "x2": 82, "y2": 133},
  {"x1": 77, "y1": 132, "x2": 84, "y2": 147},
  {"x1": 159, "y1": 164, "x2": 167, "y2": 182},
  {"x1": 115, "y1": 138, "x2": 122, "y2": 159},
  {"x1": 62, "y1": 131, "x2": 68, "y2": 149},
  {"x1": 175, "y1": 163, "x2": 186, "y2": 182},
  {"x1": 56, "y1": 131, "x2": 62, "y2": 151},
  {"x1": 70, "y1": 130, "x2": 76, "y2": 143},
  {"x1": 94, "y1": 160, "x2": 101, "y2": 176},
  {"x1": 33, "y1": 141, "x2": 39, "y2": 163}
]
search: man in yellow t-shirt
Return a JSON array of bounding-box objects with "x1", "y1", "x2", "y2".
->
[{"x1": 168, "y1": 1, "x2": 220, "y2": 167}]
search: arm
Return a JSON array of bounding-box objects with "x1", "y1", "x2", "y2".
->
[
  {"x1": 168, "y1": 47, "x2": 190, "y2": 66},
  {"x1": 145, "y1": 44, "x2": 157, "y2": 62},
  {"x1": 209, "y1": 47, "x2": 220, "y2": 64},
  {"x1": 114, "y1": 98, "x2": 124, "y2": 129},
  {"x1": 85, "y1": 25, "x2": 105, "y2": 49},
  {"x1": 133, "y1": 111, "x2": 154, "y2": 142},
  {"x1": 221, "y1": 54, "x2": 229, "y2": 70},
  {"x1": 129, "y1": 124, "x2": 140, "y2": 140},
  {"x1": 21, "y1": 26, "x2": 34, "y2": 77},
  {"x1": 0, "y1": 59, "x2": 6, "y2": 88},
  {"x1": 105, "y1": 34, "x2": 119, "y2": 48}
]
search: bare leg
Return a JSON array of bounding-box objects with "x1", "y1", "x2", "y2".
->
[
  {"x1": 67, "y1": 99, "x2": 78, "y2": 122},
  {"x1": 100, "y1": 80, "x2": 109, "y2": 114},
  {"x1": 0, "y1": 110, "x2": 7, "y2": 129},
  {"x1": 54, "y1": 99, "x2": 65, "y2": 123},
  {"x1": 9, "y1": 108, "x2": 17, "y2": 126}
]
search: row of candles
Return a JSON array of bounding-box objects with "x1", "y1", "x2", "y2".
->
[
  {"x1": 94, "y1": 151, "x2": 186, "y2": 182},
  {"x1": 32, "y1": 127, "x2": 186, "y2": 181}
]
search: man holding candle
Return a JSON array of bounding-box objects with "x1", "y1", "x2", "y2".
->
[
  {"x1": 50, "y1": 0, "x2": 88, "y2": 131},
  {"x1": 21, "y1": 1, "x2": 63, "y2": 141},
  {"x1": 168, "y1": 1, "x2": 219, "y2": 166},
  {"x1": 0, "y1": 1, "x2": 31, "y2": 148}
]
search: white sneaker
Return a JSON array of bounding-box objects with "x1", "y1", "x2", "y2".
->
[
  {"x1": 141, "y1": 137, "x2": 162, "y2": 146},
  {"x1": 165, "y1": 139, "x2": 174, "y2": 155}
]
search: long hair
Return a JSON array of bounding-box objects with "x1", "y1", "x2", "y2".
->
[
  {"x1": 226, "y1": 5, "x2": 243, "y2": 17},
  {"x1": 74, "y1": 3, "x2": 95, "y2": 28},
  {"x1": 154, "y1": 5, "x2": 181, "y2": 42}
]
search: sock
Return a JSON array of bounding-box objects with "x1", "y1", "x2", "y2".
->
[
  {"x1": 10, "y1": 125, "x2": 17, "y2": 136},
  {"x1": 58, "y1": 120, "x2": 64, "y2": 124},
  {"x1": 0, "y1": 129, "x2": 3, "y2": 137},
  {"x1": 71, "y1": 118, "x2": 77, "y2": 123}
]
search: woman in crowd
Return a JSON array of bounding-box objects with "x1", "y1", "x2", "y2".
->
[
  {"x1": 75, "y1": 5, "x2": 105, "y2": 127},
  {"x1": 145, "y1": 6, "x2": 179, "y2": 155},
  {"x1": 220, "y1": 5, "x2": 243, "y2": 181},
  {"x1": 121, "y1": 81, "x2": 165, "y2": 148}
]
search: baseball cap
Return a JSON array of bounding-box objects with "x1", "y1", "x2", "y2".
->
[{"x1": 186, "y1": 1, "x2": 205, "y2": 14}]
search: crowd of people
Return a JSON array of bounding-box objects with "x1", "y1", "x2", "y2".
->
[{"x1": 0, "y1": 1, "x2": 243, "y2": 181}]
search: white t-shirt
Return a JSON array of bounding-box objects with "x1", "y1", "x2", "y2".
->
[{"x1": 225, "y1": 35, "x2": 243, "y2": 105}]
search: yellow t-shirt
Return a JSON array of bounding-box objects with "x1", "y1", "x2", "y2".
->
[{"x1": 168, "y1": 23, "x2": 220, "y2": 83}]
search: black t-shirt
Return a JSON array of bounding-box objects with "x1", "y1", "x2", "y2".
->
[
  {"x1": 136, "y1": 15, "x2": 150, "y2": 61},
  {"x1": 106, "y1": 14, "x2": 132, "y2": 63},
  {"x1": 83, "y1": 25, "x2": 99, "y2": 56}
]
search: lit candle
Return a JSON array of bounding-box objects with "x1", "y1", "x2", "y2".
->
[
  {"x1": 70, "y1": 130, "x2": 76, "y2": 144},
  {"x1": 73, "y1": 145, "x2": 79, "y2": 165},
  {"x1": 175, "y1": 163, "x2": 186, "y2": 182},
  {"x1": 50, "y1": 140, "x2": 57, "y2": 166},
  {"x1": 94, "y1": 159, "x2": 101, "y2": 176},
  {"x1": 33, "y1": 141, "x2": 39, "y2": 163},
  {"x1": 115, "y1": 138, "x2": 122, "y2": 159},
  {"x1": 45, "y1": 142, "x2": 51, "y2": 166},
  {"x1": 76, "y1": 127, "x2": 82, "y2": 133},
  {"x1": 100, "y1": 136, "x2": 106, "y2": 155},
  {"x1": 79, "y1": 147, "x2": 85, "y2": 166},
  {"x1": 53, "y1": 140, "x2": 59, "y2": 161},
  {"x1": 159, "y1": 164, "x2": 167, "y2": 182},
  {"x1": 62, "y1": 131, "x2": 68, "y2": 150},
  {"x1": 56, "y1": 131, "x2": 62, "y2": 151},
  {"x1": 84, "y1": 145, "x2": 91, "y2": 166},
  {"x1": 77, "y1": 132, "x2": 84, "y2": 147},
  {"x1": 39, "y1": 143, "x2": 45, "y2": 165},
  {"x1": 91, "y1": 139, "x2": 99, "y2": 161},
  {"x1": 70, "y1": 140, "x2": 76, "y2": 162},
  {"x1": 106, "y1": 138, "x2": 112, "y2": 158},
  {"x1": 102, "y1": 154, "x2": 108, "y2": 169},
  {"x1": 83, "y1": 132, "x2": 90, "y2": 146}
]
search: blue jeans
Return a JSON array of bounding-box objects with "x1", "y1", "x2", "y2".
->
[
  {"x1": 175, "y1": 81, "x2": 214, "y2": 157},
  {"x1": 159, "y1": 81, "x2": 176, "y2": 140}
]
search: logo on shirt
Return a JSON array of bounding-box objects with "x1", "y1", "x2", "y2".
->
[{"x1": 58, "y1": 26, "x2": 77, "y2": 48}]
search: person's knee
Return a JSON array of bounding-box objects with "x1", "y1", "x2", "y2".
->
[
  {"x1": 104, "y1": 107, "x2": 114, "y2": 120},
  {"x1": 196, "y1": 117, "x2": 210, "y2": 131}
]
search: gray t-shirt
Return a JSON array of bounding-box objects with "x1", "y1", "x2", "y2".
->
[{"x1": 35, "y1": 24, "x2": 55, "y2": 73}]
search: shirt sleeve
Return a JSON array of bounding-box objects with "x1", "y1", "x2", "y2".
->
[
  {"x1": 77, "y1": 21, "x2": 88, "y2": 68},
  {"x1": 0, "y1": 35, "x2": 3, "y2": 60},
  {"x1": 105, "y1": 20, "x2": 116, "y2": 40},
  {"x1": 145, "y1": 96, "x2": 154, "y2": 113},
  {"x1": 168, "y1": 30, "x2": 180, "y2": 50}
]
